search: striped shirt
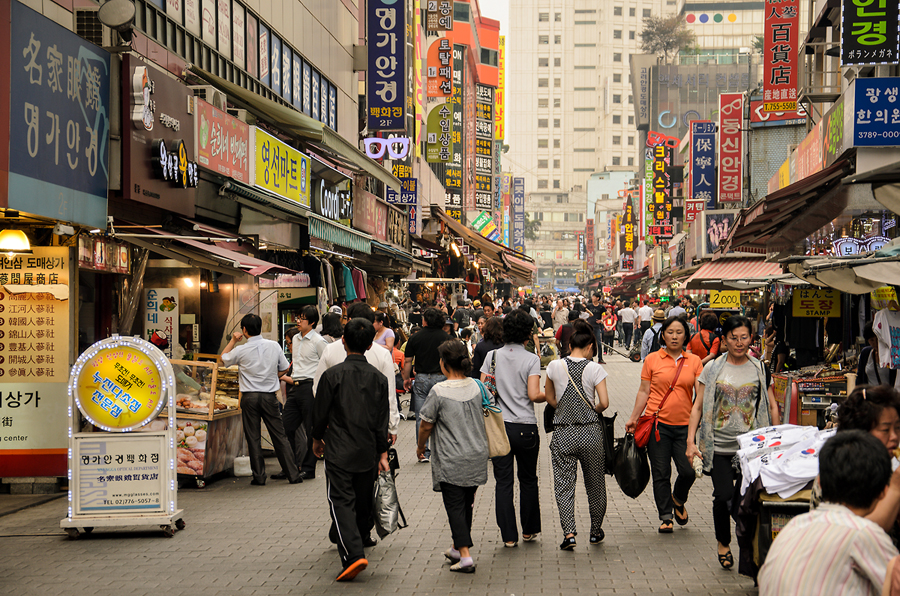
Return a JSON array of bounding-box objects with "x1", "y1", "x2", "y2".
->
[{"x1": 759, "y1": 503, "x2": 898, "y2": 596}]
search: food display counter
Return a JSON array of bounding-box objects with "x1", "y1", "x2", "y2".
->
[{"x1": 169, "y1": 360, "x2": 245, "y2": 487}]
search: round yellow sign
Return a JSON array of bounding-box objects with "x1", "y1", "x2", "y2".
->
[{"x1": 73, "y1": 344, "x2": 166, "y2": 431}]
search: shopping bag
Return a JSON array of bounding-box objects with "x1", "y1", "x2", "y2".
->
[
  {"x1": 614, "y1": 433, "x2": 650, "y2": 499},
  {"x1": 600, "y1": 412, "x2": 618, "y2": 476},
  {"x1": 484, "y1": 406, "x2": 511, "y2": 458},
  {"x1": 373, "y1": 470, "x2": 408, "y2": 539}
]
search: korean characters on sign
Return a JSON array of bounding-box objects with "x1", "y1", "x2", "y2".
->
[
  {"x1": 251, "y1": 127, "x2": 310, "y2": 207},
  {"x1": 367, "y1": 0, "x2": 406, "y2": 130},
  {"x1": 792, "y1": 288, "x2": 840, "y2": 317},
  {"x1": 426, "y1": 0, "x2": 453, "y2": 31},
  {"x1": 512, "y1": 177, "x2": 526, "y2": 254},
  {"x1": 144, "y1": 289, "x2": 179, "y2": 359},
  {"x1": 426, "y1": 102, "x2": 454, "y2": 163},
  {"x1": 764, "y1": 0, "x2": 800, "y2": 111},
  {"x1": 648, "y1": 144, "x2": 674, "y2": 238},
  {"x1": 427, "y1": 37, "x2": 453, "y2": 98},
  {"x1": 691, "y1": 121, "x2": 717, "y2": 209},
  {"x1": 853, "y1": 78, "x2": 900, "y2": 146},
  {"x1": 841, "y1": 0, "x2": 900, "y2": 65},
  {"x1": 195, "y1": 98, "x2": 250, "y2": 182},
  {"x1": 475, "y1": 84, "x2": 495, "y2": 211},
  {"x1": 718, "y1": 93, "x2": 744, "y2": 203},
  {"x1": 586, "y1": 219, "x2": 595, "y2": 271}
]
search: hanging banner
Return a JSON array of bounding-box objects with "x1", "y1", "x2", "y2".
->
[
  {"x1": 472, "y1": 211, "x2": 501, "y2": 242},
  {"x1": 367, "y1": 0, "x2": 406, "y2": 130},
  {"x1": 512, "y1": 177, "x2": 526, "y2": 254},
  {"x1": 496, "y1": 36, "x2": 506, "y2": 140},
  {"x1": 426, "y1": 36, "x2": 453, "y2": 98},
  {"x1": 648, "y1": 144, "x2": 674, "y2": 238},
  {"x1": 586, "y1": 218, "x2": 596, "y2": 271},
  {"x1": 718, "y1": 93, "x2": 744, "y2": 203},
  {"x1": 691, "y1": 121, "x2": 717, "y2": 209},
  {"x1": 763, "y1": 0, "x2": 800, "y2": 111},
  {"x1": 426, "y1": 0, "x2": 453, "y2": 31},
  {"x1": 444, "y1": 45, "x2": 464, "y2": 206},
  {"x1": 841, "y1": 0, "x2": 900, "y2": 65},
  {"x1": 426, "y1": 102, "x2": 453, "y2": 162}
]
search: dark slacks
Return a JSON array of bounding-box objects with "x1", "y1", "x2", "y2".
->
[
  {"x1": 622, "y1": 322, "x2": 634, "y2": 347},
  {"x1": 240, "y1": 391, "x2": 301, "y2": 483},
  {"x1": 640, "y1": 321, "x2": 651, "y2": 337},
  {"x1": 602, "y1": 332, "x2": 615, "y2": 354},
  {"x1": 710, "y1": 453, "x2": 740, "y2": 546},
  {"x1": 325, "y1": 461, "x2": 377, "y2": 567},
  {"x1": 283, "y1": 379, "x2": 317, "y2": 475},
  {"x1": 492, "y1": 422, "x2": 541, "y2": 543},
  {"x1": 440, "y1": 482, "x2": 478, "y2": 549},
  {"x1": 646, "y1": 421, "x2": 695, "y2": 521}
]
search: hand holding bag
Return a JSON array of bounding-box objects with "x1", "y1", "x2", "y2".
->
[
  {"x1": 634, "y1": 356, "x2": 686, "y2": 448},
  {"x1": 476, "y1": 379, "x2": 511, "y2": 458},
  {"x1": 614, "y1": 432, "x2": 651, "y2": 499},
  {"x1": 373, "y1": 470, "x2": 408, "y2": 538}
]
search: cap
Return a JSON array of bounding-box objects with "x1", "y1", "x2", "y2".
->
[
  {"x1": 445, "y1": 318, "x2": 454, "y2": 325},
  {"x1": 329, "y1": 305, "x2": 343, "y2": 315},
  {"x1": 652, "y1": 309, "x2": 667, "y2": 322}
]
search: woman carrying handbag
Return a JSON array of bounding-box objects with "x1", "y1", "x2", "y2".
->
[
  {"x1": 625, "y1": 316, "x2": 703, "y2": 533},
  {"x1": 544, "y1": 320, "x2": 610, "y2": 550}
]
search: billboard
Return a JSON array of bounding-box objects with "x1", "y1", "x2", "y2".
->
[
  {"x1": 841, "y1": 0, "x2": 899, "y2": 65},
  {"x1": 763, "y1": 0, "x2": 800, "y2": 112}
]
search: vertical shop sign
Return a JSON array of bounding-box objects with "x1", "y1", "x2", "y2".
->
[
  {"x1": 445, "y1": 45, "x2": 464, "y2": 208},
  {"x1": 144, "y1": 288, "x2": 179, "y2": 359},
  {"x1": 512, "y1": 177, "x2": 526, "y2": 254},
  {"x1": 167, "y1": 0, "x2": 183, "y2": 25},
  {"x1": 425, "y1": 0, "x2": 453, "y2": 30},
  {"x1": 496, "y1": 36, "x2": 506, "y2": 140},
  {"x1": 631, "y1": 54, "x2": 655, "y2": 130},
  {"x1": 258, "y1": 22, "x2": 269, "y2": 87},
  {"x1": 586, "y1": 218, "x2": 595, "y2": 271},
  {"x1": 8, "y1": 2, "x2": 111, "y2": 228},
  {"x1": 426, "y1": 102, "x2": 453, "y2": 162},
  {"x1": 475, "y1": 84, "x2": 495, "y2": 211},
  {"x1": 685, "y1": 200, "x2": 704, "y2": 223},
  {"x1": 576, "y1": 233, "x2": 585, "y2": 261},
  {"x1": 414, "y1": 10, "x2": 426, "y2": 157},
  {"x1": 718, "y1": 93, "x2": 744, "y2": 203},
  {"x1": 408, "y1": 205, "x2": 419, "y2": 235},
  {"x1": 232, "y1": 4, "x2": 245, "y2": 69},
  {"x1": 320, "y1": 81, "x2": 329, "y2": 126},
  {"x1": 270, "y1": 35, "x2": 281, "y2": 95},
  {"x1": 426, "y1": 36, "x2": 453, "y2": 98},
  {"x1": 245, "y1": 14, "x2": 257, "y2": 78},
  {"x1": 841, "y1": 0, "x2": 899, "y2": 65},
  {"x1": 195, "y1": 98, "x2": 250, "y2": 182},
  {"x1": 367, "y1": 0, "x2": 406, "y2": 130},
  {"x1": 302, "y1": 61, "x2": 312, "y2": 116},
  {"x1": 0, "y1": 247, "x2": 72, "y2": 477},
  {"x1": 763, "y1": 0, "x2": 799, "y2": 111},
  {"x1": 643, "y1": 142, "x2": 655, "y2": 238},
  {"x1": 691, "y1": 121, "x2": 717, "y2": 209},
  {"x1": 622, "y1": 201, "x2": 636, "y2": 271},
  {"x1": 292, "y1": 51, "x2": 302, "y2": 111},
  {"x1": 184, "y1": 0, "x2": 200, "y2": 37},
  {"x1": 648, "y1": 144, "x2": 674, "y2": 238},
  {"x1": 282, "y1": 43, "x2": 292, "y2": 102},
  {"x1": 329, "y1": 84, "x2": 337, "y2": 130},
  {"x1": 312, "y1": 71, "x2": 320, "y2": 122},
  {"x1": 464, "y1": 48, "x2": 476, "y2": 211},
  {"x1": 217, "y1": 0, "x2": 231, "y2": 59},
  {"x1": 201, "y1": 0, "x2": 217, "y2": 48}
]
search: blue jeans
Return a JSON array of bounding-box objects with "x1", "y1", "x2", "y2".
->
[
  {"x1": 412, "y1": 372, "x2": 445, "y2": 459},
  {"x1": 593, "y1": 328, "x2": 605, "y2": 361}
]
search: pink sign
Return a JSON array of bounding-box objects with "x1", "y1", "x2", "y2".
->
[
  {"x1": 195, "y1": 98, "x2": 250, "y2": 183},
  {"x1": 352, "y1": 185, "x2": 388, "y2": 242},
  {"x1": 717, "y1": 93, "x2": 744, "y2": 203},
  {"x1": 685, "y1": 199, "x2": 704, "y2": 223}
]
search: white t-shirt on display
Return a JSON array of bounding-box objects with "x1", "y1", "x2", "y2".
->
[{"x1": 874, "y1": 308, "x2": 900, "y2": 368}]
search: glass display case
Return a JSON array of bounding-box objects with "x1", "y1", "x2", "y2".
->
[{"x1": 170, "y1": 360, "x2": 241, "y2": 419}]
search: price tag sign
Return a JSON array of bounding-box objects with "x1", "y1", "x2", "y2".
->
[
  {"x1": 710, "y1": 290, "x2": 741, "y2": 308},
  {"x1": 792, "y1": 288, "x2": 841, "y2": 317}
]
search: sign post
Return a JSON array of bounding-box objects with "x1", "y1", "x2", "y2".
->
[{"x1": 60, "y1": 336, "x2": 182, "y2": 538}]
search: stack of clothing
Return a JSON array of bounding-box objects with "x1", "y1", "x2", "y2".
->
[{"x1": 736, "y1": 425, "x2": 834, "y2": 498}]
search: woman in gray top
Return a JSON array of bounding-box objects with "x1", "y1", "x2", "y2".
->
[{"x1": 418, "y1": 339, "x2": 489, "y2": 573}]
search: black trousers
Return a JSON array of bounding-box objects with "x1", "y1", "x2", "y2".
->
[
  {"x1": 622, "y1": 323, "x2": 634, "y2": 347},
  {"x1": 441, "y1": 483, "x2": 478, "y2": 549},
  {"x1": 325, "y1": 461, "x2": 377, "y2": 567},
  {"x1": 492, "y1": 422, "x2": 541, "y2": 542},
  {"x1": 710, "y1": 453, "x2": 740, "y2": 546},
  {"x1": 283, "y1": 379, "x2": 317, "y2": 475},
  {"x1": 640, "y1": 321, "x2": 651, "y2": 337},
  {"x1": 646, "y1": 422, "x2": 695, "y2": 521},
  {"x1": 240, "y1": 391, "x2": 301, "y2": 483},
  {"x1": 603, "y1": 332, "x2": 615, "y2": 354}
]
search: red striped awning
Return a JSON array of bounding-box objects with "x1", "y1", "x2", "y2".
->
[{"x1": 685, "y1": 258, "x2": 782, "y2": 290}]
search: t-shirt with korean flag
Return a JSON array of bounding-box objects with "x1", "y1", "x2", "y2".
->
[{"x1": 874, "y1": 308, "x2": 900, "y2": 369}]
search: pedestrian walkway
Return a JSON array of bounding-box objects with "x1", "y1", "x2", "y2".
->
[{"x1": 0, "y1": 351, "x2": 758, "y2": 595}]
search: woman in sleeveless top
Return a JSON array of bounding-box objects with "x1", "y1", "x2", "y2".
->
[{"x1": 544, "y1": 320, "x2": 610, "y2": 550}]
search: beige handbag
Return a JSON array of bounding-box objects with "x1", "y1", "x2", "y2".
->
[{"x1": 477, "y1": 379, "x2": 510, "y2": 458}]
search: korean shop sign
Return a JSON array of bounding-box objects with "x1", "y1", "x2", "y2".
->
[
  {"x1": 386, "y1": 178, "x2": 417, "y2": 205},
  {"x1": 7, "y1": 2, "x2": 110, "y2": 228},
  {"x1": 586, "y1": 218, "x2": 596, "y2": 271},
  {"x1": 426, "y1": 102, "x2": 454, "y2": 162},
  {"x1": 648, "y1": 144, "x2": 674, "y2": 239},
  {"x1": 851, "y1": 78, "x2": 900, "y2": 147},
  {"x1": 763, "y1": 0, "x2": 799, "y2": 112},
  {"x1": 195, "y1": 97, "x2": 250, "y2": 183},
  {"x1": 426, "y1": 0, "x2": 453, "y2": 31},
  {"x1": 123, "y1": 56, "x2": 196, "y2": 217},
  {"x1": 718, "y1": 93, "x2": 744, "y2": 203},
  {"x1": 622, "y1": 200, "x2": 637, "y2": 271},
  {"x1": 496, "y1": 36, "x2": 506, "y2": 140},
  {"x1": 250, "y1": 127, "x2": 310, "y2": 207},
  {"x1": 512, "y1": 177, "x2": 526, "y2": 254},
  {"x1": 792, "y1": 288, "x2": 840, "y2": 317},
  {"x1": 367, "y1": 0, "x2": 406, "y2": 130},
  {"x1": 690, "y1": 121, "x2": 717, "y2": 210},
  {"x1": 426, "y1": 36, "x2": 453, "y2": 98},
  {"x1": 841, "y1": 0, "x2": 899, "y2": 65}
]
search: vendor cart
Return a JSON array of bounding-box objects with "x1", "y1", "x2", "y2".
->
[{"x1": 754, "y1": 490, "x2": 812, "y2": 567}]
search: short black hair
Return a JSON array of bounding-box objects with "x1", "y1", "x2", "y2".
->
[
  {"x1": 819, "y1": 429, "x2": 891, "y2": 509},
  {"x1": 700, "y1": 312, "x2": 719, "y2": 331},
  {"x1": 375, "y1": 311, "x2": 390, "y2": 327},
  {"x1": 483, "y1": 303, "x2": 495, "y2": 313},
  {"x1": 284, "y1": 326, "x2": 300, "y2": 342},
  {"x1": 569, "y1": 319, "x2": 597, "y2": 353},
  {"x1": 838, "y1": 385, "x2": 900, "y2": 433},
  {"x1": 423, "y1": 307, "x2": 444, "y2": 329},
  {"x1": 459, "y1": 328, "x2": 473, "y2": 340},
  {"x1": 864, "y1": 322, "x2": 876, "y2": 342},
  {"x1": 241, "y1": 313, "x2": 262, "y2": 336},
  {"x1": 343, "y1": 318, "x2": 376, "y2": 353},
  {"x1": 483, "y1": 317, "x2": 504, "y2": 344},
  {"x1": 722, "y1": 315, "x2": 753, "y2": 337},
  {"x1": 347, "y1": 302, "x2": 376, "y2": 322},
  {"x1": 567, "y1": 310, "x2": 579, "y2": 321},
  {"x1": 502, "y1": 305, "x2": 512, "y2": 314},
  {"x1": 320, "y1": 313, "x2": 343, "y2": 339},
  {"x1": 503, "y1": 309, "x2": 535, "y2": 344},
  {"x1": 659, "y1": 316, "x2": 691, "y2": 349},
  {"x1": 300, "y1": 305, "x2": 319, "y2": 327},
  {"x1": 438, "y1": 339, "x2": 472, "y2": 374}
]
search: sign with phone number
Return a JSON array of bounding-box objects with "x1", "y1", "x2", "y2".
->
[
  {"x1": 853, "y1": 78, "x2": 900, "y2": 147},
  {"x1": 792, "y1": 288, "x2": 840, "y2": 317}
]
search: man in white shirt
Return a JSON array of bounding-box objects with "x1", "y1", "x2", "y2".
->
[
  {"x1": 281, "y1": 305, "x2": 328, "y2": 481},
  {"x1": 314, "y1": 302, "x2": 399, "y2": 446},
  {"x1": 618, "y1": 302, "x2": 637, "y2": 348},
  {"x1": 638, "y1": 301, "x2": 655, "y2": 338},
  {"x1": 668, "y1": 298, "x2": 687, "y2": 319},
  {"x1": 552, "y1": 299, "x2": 569, "y2": 332},
  {"x1": 221, "y1": 314, "x2": 301, "y2": 485}
]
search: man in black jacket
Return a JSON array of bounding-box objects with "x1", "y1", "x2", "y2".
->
[{"x1": 312, "y1": 318, "x2": 390, "y2": 582}]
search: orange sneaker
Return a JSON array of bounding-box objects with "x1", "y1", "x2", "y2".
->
[{"x1": 335, "y1": 558, "x2": 368, "y2": 582}]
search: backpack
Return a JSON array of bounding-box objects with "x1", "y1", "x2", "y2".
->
[
  {"x1": 649, "y1": 328, "x2": 662, "y2": 353},
  {"x1": 691, "y1": 330, "x2": 719, "y2": 357}
]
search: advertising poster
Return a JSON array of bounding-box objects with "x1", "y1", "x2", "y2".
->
[
  {"x1": 250, "y1": 127, "x2": 310, "y2": 207},
  {"x1": 73, "y1": 435, "x2": 166, "y2": 515},
  {"x1": 705, "y1": 211, "x2": 737, "y2": 255},
  {"x1": 195, "y1": 98, "x2": 250, "y2": 182},
  {"x1": 367, "y1": 0, "x2": 406, "y2": 130},
  {"x1": 144, "y1": 288, "x2": 179, "y2": 359},
  {"x1": 691, "y1": 121, "x2": 717, "y2": 209},
  {"x1": 512, "y1": 177, "x2": 526, "y2": 253},
  {"x1": 718, "y1": 93, "x2": 744, "y2": 203},
  {"x1": 841, "y1": 0, "x2": 899, "y2": 65},
  {"x1": 763, "y1": 0, "x2": 799, "y2": 111}
]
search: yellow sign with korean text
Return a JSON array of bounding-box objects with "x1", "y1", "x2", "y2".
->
[
  {"x1": 871, "y1": 286, "x2": 898, "y2": 311},
  {"x1": 792, "y1": 288, "x2": 841, "y2": 318},
  {"x1": 710, "y1": 290, "x2": 741, "y2": 308},
  {"x1": 252, "y1": 127, "x2": 310, "y2": 206},
  {"x1": 496, "y1": 36, "x2": 505, "y2": 140}
]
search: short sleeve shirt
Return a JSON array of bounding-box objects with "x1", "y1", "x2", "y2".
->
[
  {"x1": 546, "y1": 357, "x2": 607, "y2": 406},
  {"x1": 698, "y1": 360, "x2": 761, "y2": 453},
  {"x1": 640, "y1": 350, "x2": 704, "y2": 426},
  {"x1": 221, "y1": 336, "x2": 290, "y2": 393},
  {"x1": 481, "y1": 344, "x2": 541, "y2": 424},
  {"x1": 405, "y1": 328, "x2": 452, "y2": 374}
]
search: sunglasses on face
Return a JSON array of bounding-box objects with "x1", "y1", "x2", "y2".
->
[{"x1": 363, "y1": 137, "x2": 410, "y2": 160}]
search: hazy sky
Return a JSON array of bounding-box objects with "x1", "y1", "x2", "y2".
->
[{"x1": 479, "y1": 0, "x2": 510, "y2": 35}]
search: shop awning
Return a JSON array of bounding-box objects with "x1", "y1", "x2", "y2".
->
[
  {"x1": 308, "y1": 213, "x2": 372, "y2": 254},
  {"x1": 786, "y1": 248, "x2": 900, "y2": 293},
  {"x1": 220, "y1": 180, "x2": 310, "y2": 222},
  {"x1": 504, "y1": 253, "x2": 538, "y2": 273},
  {"x1": 371, "y1": 241, "x2": 413, "y2": 263},
  {"x1": 684, "y1": 258, "x2": 784, "y2": 290},
  {"x1": 187, "y1": 65, "x2": 401, "y2": 192}
]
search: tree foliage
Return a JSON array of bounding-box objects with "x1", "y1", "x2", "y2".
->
[
  {"x1": 640, "y1": 15, "x2": 697, "y2": 63},
  {"x1": 524, "y1": 213, "x2": 541, "y2": 241}
]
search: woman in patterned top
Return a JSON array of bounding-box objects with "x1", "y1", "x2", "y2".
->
[{"x1": 544, "y1": 319, "x2": 610, "y2": 550}]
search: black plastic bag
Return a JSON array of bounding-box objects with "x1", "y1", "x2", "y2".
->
[
  {"x1": 614, "y1": 433, "x2": 650, "y2": 499},
  {"x1": 600, "y1": 412, "x2": 617, "y2": 476}
]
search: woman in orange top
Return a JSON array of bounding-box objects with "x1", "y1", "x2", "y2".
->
[{"x1": 625, "y1": 316, "x2": 704, "y2": 533}]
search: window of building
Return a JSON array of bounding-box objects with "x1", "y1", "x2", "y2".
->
[
  {"x1": 455, "y1": 2, "x2": 470, "y2": 22},
  {"x1": 613, "y1": 53, "x2": 622, "y2": 62},
  {"x1": 539, "y1": 57, "x2": 549, "y2": 67},
  {"x1": 614, "y1": 30, "x2": 622, "y2": 39},
  {"x1": 481, "y1": 49, "x2": 498, "y2": 66},
  {"x1": 613, "y1": 73, "x2": 622, "y2": 83},
  {"x1": 643, "y1": 8, "x2": 652, "y2": 17},
  {"x1": 544, "y1": 195, "x2": 552, "y2": 201},
  {"x1": 629, "y1": 95, "x2": 633, "y2": 103},
  {"x1": 554, "y1": 159, "x2": 560, "y2": 168},
  {"x1": 612, "y1": 135, "x2": 621, "y2": 145},
  {"x1": 538, "y1": 180, "x2": 549, "y2": 189},
  {"x1": 553, "y1": 139, "x2": 561, "y2": 148},
  {"x1": 628, "y1": 136, "x2": 634, "y2": 145},
  {"x1": 554, "y1": 78, "x2": 561, "y2": 87},
  {"x1": 554, "y1": 118, "x2": 560, "y2": 128},
  {"x1": 538, "y1": 159, "x2": 548, "y2": 168},
  {"x1": 612, "y1": 114, "x2": 621, "y2": 124},
  {"x1": 614, "y1": 6, "x2": 623, "y2": 15},
  {"x1": 538, "y1": 118, "x2": 548, "y2": 128},
  {"x1": 554, "y1": 98, "x2": 561, "y2": 108},
  {"x1": 629, "y1": 7, "x2": 636, "y2": 16},
  {"x1": 553, "y1": 180, "x2": 561, "y2": 189},
  {"x1": 613, "y1": 94, "x2": 621, "y2": 103},
  {"x1": 539, "y1": 12, "x2": 549, "y2": 21},
  {"x1": 629, "y1": 30, "x2": 636, "y2": 40},
  {"x1": 555, "y1": 12, "x2": 561, "y2": 21},
  {"x1": 539, "y1": 35, "x2": 549, "y2": 44},
  {"x1": 554, "y1": 57, "x2": 561, "y2": 67},
  {"x1": 554, "y1": 35, "x2": 562, "y2": 44},
  {"x1": 628, "y1": 157, "x2": 635, "y2": 166},
  {"x1": 538, "y1": 98, "x2": 549, "y2": 108},
  {"x1": 557, "y1": 196, "x2": 567, "y2": 204},
  {"x1": 538, "y1": 78, "x2": 548, "y2": 87},
  {"x1": 538, "y1": 139, "x2": 549, "y2": 148},
  {"x1": 612, "y1": 156, "x2": 621, "y2": 165}
]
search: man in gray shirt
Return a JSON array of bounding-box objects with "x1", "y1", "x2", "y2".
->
[{"x1": 222, "y1": 313, "x2": 302, "y2": 486}]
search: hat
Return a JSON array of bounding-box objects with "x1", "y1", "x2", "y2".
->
[
  {"x1": 652, "y1": 309, "x2": 666, "y2": 322},
  {"x1": 473, "y1": 300, "x2": 481, "y2": 307},
  {"x1": 444, "y1": 318, "x2": 454, "y2": 326},
  {"x1": 329, "y1": 305, "x2": 343, "y2": 315}
]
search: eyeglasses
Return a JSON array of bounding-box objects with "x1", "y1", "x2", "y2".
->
[
  {"x1": 727, "y1": 335, "x2": 751, "y2": 343},
  {"x1": 363, "y1": 137, "x2": 410, "y2": 160}
]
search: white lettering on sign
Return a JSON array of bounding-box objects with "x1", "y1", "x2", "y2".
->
[{"x1": 158, "y1": 113, "x2": 180, "y2": 131}]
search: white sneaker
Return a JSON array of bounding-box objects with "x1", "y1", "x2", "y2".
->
[{"x1": 418, "y1": 456, "x2": 430, "y2": 463}]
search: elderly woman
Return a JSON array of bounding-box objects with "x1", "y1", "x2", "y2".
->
[{"x1": 418, "y1": 339, "x2": 489, "y2": 573}]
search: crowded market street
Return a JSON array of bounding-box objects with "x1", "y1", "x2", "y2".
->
[{"x1": 1, "y1": 351, "x2": 757, "y2": 596}]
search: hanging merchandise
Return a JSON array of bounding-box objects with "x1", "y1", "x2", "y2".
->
[{"x1": 874, "y1": 307, "x2": 900, "y2": 369}]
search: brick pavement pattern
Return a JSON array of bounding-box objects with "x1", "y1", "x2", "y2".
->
[{"x1": 0, "y1": 352, "x2": 758, "y2": 595}]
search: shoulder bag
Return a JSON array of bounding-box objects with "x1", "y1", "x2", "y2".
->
[
  {"x1": 475, "y1": 379, "x2": 510, "y2": 458},
  {"x1": 634, "y1": 355, "x2": 686, "y2": 448},
  {"x1": 482, "y1": 351, "x2": 500, "y2": 402},
  {"x1": 562, "y1": 363, "x2": 619, "y2": 476}
]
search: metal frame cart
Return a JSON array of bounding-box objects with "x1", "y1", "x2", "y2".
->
[{"x1": 60, "y1": 335, "x2": 184, "y2": 538}]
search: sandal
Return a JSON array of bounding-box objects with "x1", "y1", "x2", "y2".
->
[
  {"x1": 523, "y1": 533, "x2": 539, "y2": 542},
  {"x1": 444, "y1": 549, "x2": 460, "y2": 563},
  {"x1": 449, "y1": 561, "x2": 476, "y2": 573},
  {"x1": 658, "y1": 520, "x2": 674, "y2": 534},
  {"x1": 504, "y1": 541, "x2": 518, "y2": 548},
  {"x1": 673, "y1": 497, "x2": 689, "y2": 526},
  {"x1": 718, "y1": 550, "x2": 734, "y2": 569}
]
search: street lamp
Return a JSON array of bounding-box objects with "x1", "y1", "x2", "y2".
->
[{"x1": 98, "y1": 0, "x2": 136, "y2": 44}]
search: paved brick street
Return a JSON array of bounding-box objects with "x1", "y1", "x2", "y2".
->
[{"x1": 0, "y1": 352, "x2": 758, "y2": 596}]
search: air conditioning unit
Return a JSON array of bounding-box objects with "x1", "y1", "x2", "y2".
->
[
  {"x1": 74, "y1": 7, "x2": 112, "y2": 47},
  {"x1": 190, "y1": 85, "x2": 227, "y2": 110},
  {"x1": 227, "y1": 108, "x2": 256, "y2": 125}
]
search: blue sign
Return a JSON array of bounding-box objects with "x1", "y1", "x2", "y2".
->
[
  {"x1": 367, "y1": 0, "x2": 405, "y2": 130},
  {"x1": 302, "y1": 61, "x2": 311, "y2": 116},
  {"x1": 853, "y1": 78, "x2": 900, "y2": 146},
  {"x1": 329, "y1": 84, "x2": 337, "y2": 130},
  {"x1": 312, "y1": 71, "x2": 320, "y2": 122},
  {"x1": 292, "y1": 51, "x2": 302, "y2": 111},
  {"x1": 512, "y1": 177, "x2": 526, "y2": 254},
  {"x1": 690, "y1": 121, "x2": 717, "y2": 209},
  {"x1": 281, "y1": 43, "x2": 291, "y2": 101},
  {"x1": 320, "y1": 79, "x2": 328, "y2": 126},
  {"x1": 270, "y1": 35, "x2": 281, "y2": 94},
  {"x1": 386, "y1": 178, "x2": 417, "y2": 205},
  {"x1": 8, "y1": 2, "x2": 110, "y2": 228}
]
